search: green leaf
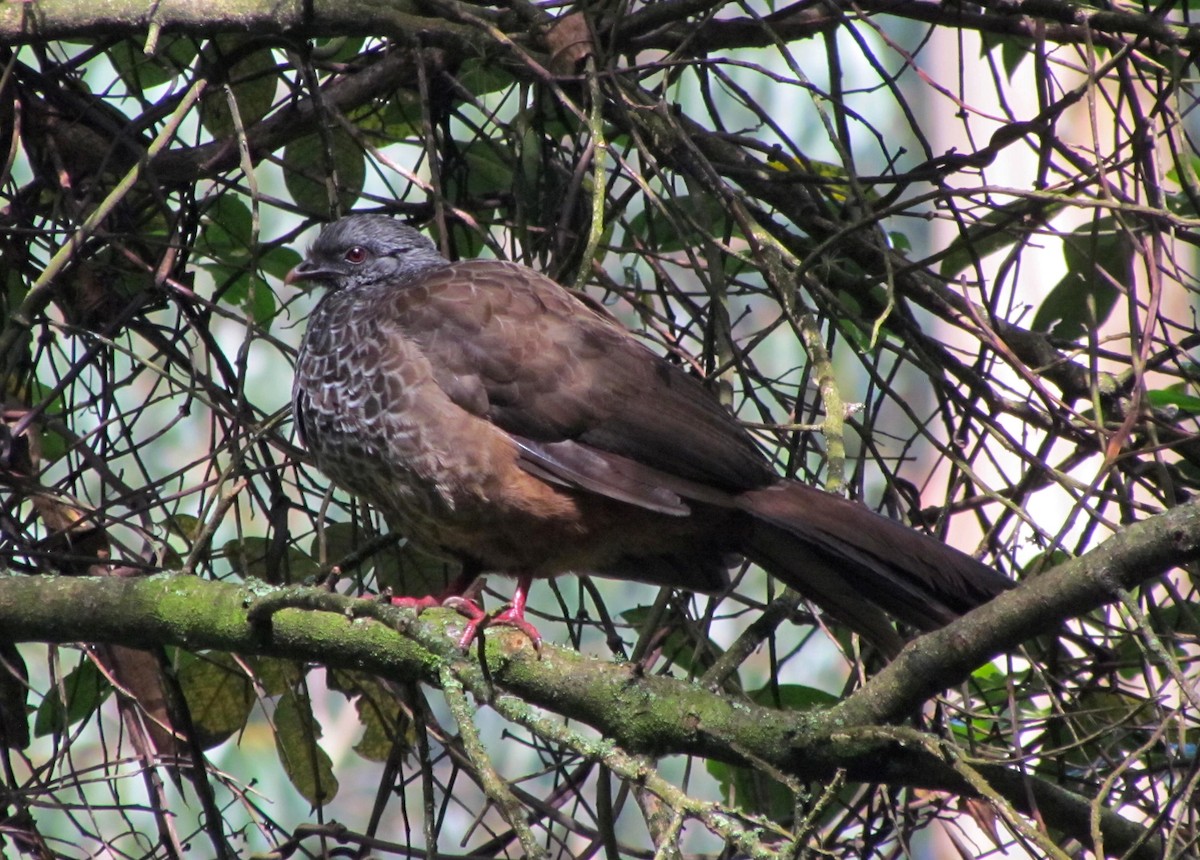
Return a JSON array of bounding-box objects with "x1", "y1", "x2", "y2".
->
[
  {"x1": 274, "y1": 689, "x2": 338, "y2": 807},
  {"x1": 939, "y1": 201, "x2": 1061, "y2": 278},
  {"x1": 1147, "y1": 386, "x2": 1200, "y2": 416},
  {"x1": 434, "y1": 220, "x2": 490, "y2": 260},
  {"x1": 283, "y1": 129, "x2": 366, "y2": 217},
  {"x1": 199, "y1": 37, "x2": 279, "y2": 138},
  {"x1": 251, "y1": 657, "x2": 304, "y2": 697},
  {"x1": 327, "y1": 668, "x2": 413, "y2": 762},
  {"x1": 707, "y1": 688, "x2": 834, "y2": 824},
  {"x1": 203, "y1": 196, "x2": 253, "y2": 250},
  {"x1": 887, "y1": 230, "x2": 912, "y2": 253},
  {"x1": 309, "y1": 36, "x2": 365, "y2": 64},
  {"x1": 625, "y1": 195, "x2": 740, "y2": 254},
  {"x1": 34, "y1": 659, "x2": 110, "y2": 738},
  {"x1": 350, "y1": 94, "x2": 421, "y2": 145},
  {"x1": 1175, "y1": 458, "x2": 1200, "y2": 488},
  {"x1": 747, "y1": 683, "x2": 840, "y2": 711},
  {"x1": 177, "y1": 652, "x2": 255, "y2": 749},
  {"x1": 1020, "y1": 548, "x2": 1073, "y2": 578},
  {"x1": 223, "y1": 536, "x2": 320, "y2": 584},
  {"x1": 620, "y1": 606, "x2": 725, "y2": 678},
  {"x1": 245, "y1": 276, "x2": 277, "y2": 326},
  {"x1": 196, "y1": 201, "x2": 284, "y2": 323},
  {"x1": 159, "y1": 543, "x2": 184, "y2": 570},
  {"x1": 456, "y1": 59, "x2": 515, "y2": 98},
  {"x1": 949, "y1": 662, "x2": 1016, "y2": 736},
  {"x1": 223, "y1": 535, "x2": 271, "y2": 580},
  {"x1": 446, "y1": 140, "x2": 515, "y2": 202},
  {"x1": 23, "y1": 379, "x2": 71, "y2": 461},
  {"x1": 1031, "y1": 217, "x2": 1129, "y2": 341},
  {"x1": 373, "y1": 541, "x2": 459, "y2": 600},
  {"x1": 707, "y1": 759, "x2": 795, "y2": 822},
  {"x1": 198, "y1": 195, "x2": 253, "y2": 263},
  {"x1": 980, "y1": 32, "x2": 1034, "y2": 79},
  {"x1": 309, "y1": 520, "x2": 369, "y2": 570},
  {"x1": 259, "y1": 246, "x2": 303, "y2": 282},
  {"x1": 166, "y1": 514, "x2": 202, "y2": 541},
  {"x1": 109, "y1": 35, "x2": 197, "y2": 91},
  {"x1": 207, "y1": 266, "x2": 253, "y2": 308}
]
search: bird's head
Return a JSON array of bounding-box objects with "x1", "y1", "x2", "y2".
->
[{"x1": 285, "y1": 215, "x2": 448, "y2": 290}]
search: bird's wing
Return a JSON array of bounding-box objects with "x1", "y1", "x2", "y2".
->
[{"x1": 378, "y1": 260, "x2": 776, "y2": 498}]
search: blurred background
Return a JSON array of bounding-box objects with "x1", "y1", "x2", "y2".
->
[{"x1": 2, "y1": 2, "x2": 1198, "y2": 857}]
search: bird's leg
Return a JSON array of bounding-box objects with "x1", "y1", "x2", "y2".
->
[
  {"x1": 387, "y1": 561, "x2": 541, "y2": 649},
  {"x1": 389, "y1": 566, "x2": 480, "y2": 611},
  {"x1": 387, "y1": 572, "x2": 490, "y2": 648},
  {"x1": 445, "y1": 574, "x2": 542, "y2": 651},
  {"x1": 482, "y1": 574, "x2": 542, "y2": 648}
]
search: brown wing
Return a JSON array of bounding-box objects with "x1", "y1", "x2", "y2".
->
[{"x1": 379, "y1": 260, "x2": 777, "y2": 496}]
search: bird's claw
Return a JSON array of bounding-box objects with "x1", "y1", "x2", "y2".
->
[
  {"x1": 389, "y1": 593, "x2": 444, "y2": 612},
  {"x1": 384, "y1": 575, "x2": 541, "y2": 651},
  {"x1": 443, "y1": 596, "x2": 543, "y2": 651},
  {"x1": 480, "y1": 603, "x2": 544, "y2": 651}
]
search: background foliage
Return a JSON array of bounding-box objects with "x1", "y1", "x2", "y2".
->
[{"x1": 2, "y1": 0, "x2": 1199, "y2": 857}]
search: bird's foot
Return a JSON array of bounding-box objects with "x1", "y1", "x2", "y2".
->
[
  {"x1": 387, "y1": 575, "x2": 541, "y2": 651},
  {"x1": 442, "y1": 596, "x2": 543, "y2": 651},
  {"x1": 387, "y1": 568, "x2": 481, "y2": 613},
  {"x1": 486, "y1": 575, "x2": 541, "y2": 650},
  {"x1": 387, "y1": 592, "x2": 492, "y2": 647},
  {"x1": 479, "y1": 601, "x2": 543, "y2": 651},
  {"x1": 388, "y1": 594, "x2": 445, "y2": 612}
]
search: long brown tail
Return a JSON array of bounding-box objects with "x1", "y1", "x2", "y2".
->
[{"x1": 736, "y1": 482, "x2": 1012, "y2": 653}]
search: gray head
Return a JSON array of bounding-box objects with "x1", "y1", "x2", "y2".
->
[{"x1": 285, "y1": 215, "x2": 449, "y2": 290}]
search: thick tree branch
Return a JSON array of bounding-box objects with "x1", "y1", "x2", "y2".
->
[
  {"x1": 0, "y1": 1, "x2": 482, "y2": 48},
  {"x1": 0, "y1": 550, "x2": 1177, "y2": 859},
  {"x1": 5, "y1": 0, "x2": 1198, "y2": 53},
  {"x1": 834, "y1": 496, "x2": 1200, "y2": 726}
]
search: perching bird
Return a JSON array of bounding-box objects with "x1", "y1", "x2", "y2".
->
[{"x1": 289, "y1": 215, "x2": 1011, "y2": 653}]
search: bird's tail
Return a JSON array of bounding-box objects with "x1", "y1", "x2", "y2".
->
[{"x1": 736, "y1": 482, "x2": 1012, "y2": 653}]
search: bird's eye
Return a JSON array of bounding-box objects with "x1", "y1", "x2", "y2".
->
[{"x1": 344, "y1": 246, "x2": 368, "y2": 264}]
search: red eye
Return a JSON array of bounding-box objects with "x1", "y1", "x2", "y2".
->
[{"x1": 344, "y1": 246, "x2": 368, "y2": 264}]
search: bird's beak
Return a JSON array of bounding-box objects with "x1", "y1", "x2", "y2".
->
[{"x1": 284, "y1": 260, "x2": 321, "y2": 286}]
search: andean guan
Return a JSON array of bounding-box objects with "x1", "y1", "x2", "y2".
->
[{"x1": 288, "y1": 215, "x2": 1012, "y2": 653}]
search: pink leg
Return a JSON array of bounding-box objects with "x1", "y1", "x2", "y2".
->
[
  {"x1": 388, "y1": 594, "x2": 445, "y2": 612},
  {"x1": 445, "y1": 574, "x2": 542, "y2": 650},
  {"x1": 387, "y1": 568, "x2": 541, "y2": 649},
  {"x1": 389, "y1": 567, "x2": 479, "y2": 611},
  {"x1": 479, "y1": 575, "x2": 542, "y2": 649}
]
